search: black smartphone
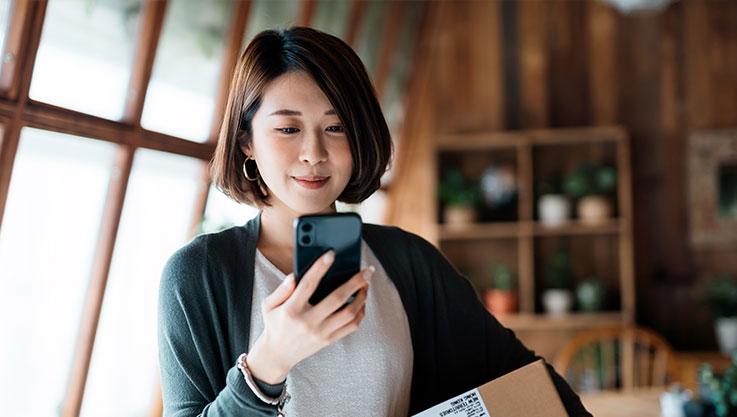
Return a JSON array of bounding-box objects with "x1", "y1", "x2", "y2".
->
[{"x1": 294, "y1": 212, "x2": 362, "y2": 305}]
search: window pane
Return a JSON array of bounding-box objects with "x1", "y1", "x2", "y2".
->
[
  {"x1": 242, "y1": 0, "x2": 298, "y2": 46},
  {"x1": 80, "y1": 149, "x2": 202, "y2": 417},
  {"x1": 141, "y1": 0, "x2": 234, "y2": 143},
  {"x1": 199, "y1": 184, "x2": 259, "y2": 234},
  {"x1": 0, "y1": 0, "x2": 12, "y2": 76},
  {"x1": 0, "y1": 128, "x2": 117, "y2": 417},
  {"x1": 311, "y1": 0, "x2": 351, "y2": 39},
  {"x1": 29, "y1": 0, "x2": 144, "y2": 120},
  {"x1": 354, "y1": 0, "x2": 389, "y2": 79}
]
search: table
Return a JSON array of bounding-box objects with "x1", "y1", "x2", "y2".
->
[{"x1": 581, "y1": 388, "x2": 663, "y2": 417}]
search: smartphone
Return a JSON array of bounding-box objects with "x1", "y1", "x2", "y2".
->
[{"x1": 294, "y1": 213, "x2": 362, "y2": 305}]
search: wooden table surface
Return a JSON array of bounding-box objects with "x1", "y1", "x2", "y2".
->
[{"x1": 581, "y1": 388, "x2": 662, "y2": 417}]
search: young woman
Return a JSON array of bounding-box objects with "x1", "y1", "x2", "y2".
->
[{"x1": 158, "y1": 27, "x2": 591, "y2": 417}]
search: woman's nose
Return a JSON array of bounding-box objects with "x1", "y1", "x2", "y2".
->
[{"x1": 299, "y1": 129, "x2": 328, "y2": 165}]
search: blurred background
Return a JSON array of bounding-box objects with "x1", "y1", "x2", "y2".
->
[{"x1": 1, "y1": 0, "x2": 736, "y2": 416}]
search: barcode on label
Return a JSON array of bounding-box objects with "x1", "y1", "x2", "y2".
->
[{"x1": 412, "y1": 388, "x2": 491, "y2": 417}]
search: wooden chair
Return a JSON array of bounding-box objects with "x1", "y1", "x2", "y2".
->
[{"x1": 553, "y1": 325, "x2": 677, "y2": 393}]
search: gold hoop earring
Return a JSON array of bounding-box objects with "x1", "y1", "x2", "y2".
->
[{"x1": 243, "y1": 157, "x2": 259, "y2": 181}]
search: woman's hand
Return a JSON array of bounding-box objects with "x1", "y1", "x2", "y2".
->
[{"x1": 246, "y1": 250, "x2": 374, "y2": 384}]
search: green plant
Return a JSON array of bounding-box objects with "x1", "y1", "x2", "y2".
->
[
  {"x1": 699, "y1": 353, "x2": 737, "y2": 417},
  {"x1": 563, "y1": 162, "x2": 617, "y2": 199},
  {"x1": 576, "y1": 277, "x2": 605, "y2": 312},
  {"x1": 544, "y1": 248, "x2": 574, "y2": 290},
  {"x1": 703, "y1": 275, "x2": 737, "y2": 318},
  {"x1": 491, "y1": 262, "x2": 515, "y2": 291},
  {"x1": 438, "y1": 167, "x2": 481, "y2": 208}
]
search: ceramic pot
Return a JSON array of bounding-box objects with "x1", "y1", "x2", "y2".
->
[
  {"x1": 484, "y1": 289, "x2": 518, "y2": 316},
  {"x1": 444, "y1": 205, "x2": 476, "y2": 226},
  {"x1": 538, "y1": 194, "x2": 571, "y2": 226},
  {"x1": 542, "y1": 289, "x2": 573, "y2": 316},
  {"x1": 715, "y1": 317, "x2": 737, "y2": 355},
  {"x1": 577, "y1": 196, "x2": 612, "y2": 225}
]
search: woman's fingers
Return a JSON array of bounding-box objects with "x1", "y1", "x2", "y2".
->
[
  {"x1": 319, "y1": 285, "x2": 368, "y2": 333},
  {"x1": 310, "y1": 266, "x2": 374, "y2": 321},
  {"x1": 326, "y1": 303, "x2": 367, "y2": 343},
  {"x1": 262, "y1": 273, "x2": 296, "y2": 312},
  {"x1": 289, "y1": 250, "x2": 335, "y2": 307}
]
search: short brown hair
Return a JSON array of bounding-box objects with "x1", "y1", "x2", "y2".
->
[{"x1": 210, "y1": 27, "x2": 392, "y2": 207}]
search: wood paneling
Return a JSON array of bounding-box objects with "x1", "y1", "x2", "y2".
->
[
  {"x1": 588, "y1": 1, "x2": 618, "y2": 125},
  {"x1": 517, "y1": 0, "x2": 548, "y2": 129},
  {"x1": 388, "y1": 0, "x2": 737, "y2": 350},
  {"x1": 547, "y1": 0, "x2": 589, "y2": 127}
]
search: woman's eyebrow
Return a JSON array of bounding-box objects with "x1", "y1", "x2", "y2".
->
[{"x1": 268, "y1": 109, "x2": 337, "y2": 116}]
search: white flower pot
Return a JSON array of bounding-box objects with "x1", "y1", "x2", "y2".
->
[
  {"x1": 542, "y1": 289, "x2": 573, "y2": 316},
  {"x1": 538, "y1": 194, "x2": 571, "y2": 227},
  {"x1": 715, "y1": 317, "x2": 737, "y2": 355}
]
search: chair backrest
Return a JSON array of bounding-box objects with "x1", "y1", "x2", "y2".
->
[{"x1": 553, "y1": 325, "x2": 676, "y2": 393}]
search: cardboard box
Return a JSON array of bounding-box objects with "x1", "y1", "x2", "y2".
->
[{"x1": 412, "y1": 360, "x2": 568, "y2": 417}]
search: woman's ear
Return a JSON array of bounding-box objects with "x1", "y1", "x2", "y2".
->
[{"x1": 239, "y1": 143, "x2": 252, "y2": 158}]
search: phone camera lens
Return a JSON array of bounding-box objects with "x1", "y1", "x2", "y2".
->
[
  {"x1": 302, "y1": 223, "x2": 313, "y2": 232},
  {"x1": 301, "y1": 235, "x2": 312, "y2": 245}
]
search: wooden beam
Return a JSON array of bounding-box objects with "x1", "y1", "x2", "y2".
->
[
  {"x1": 0, "y1": 99, "x2": 215, "y2": 160},
  {"x1": 62, "y1": 145, "x2": 136, "y2": 417},
  {"x1": 208, "y1": 0, "x2": 252, "y2": 143},
  {"x1": 0, "y1": 0, "x2": 46, "y2": 235},
  {"x1": 587, "y1": 0, "x2": 618, "y2": 125},
  {"x1": 123, "y1": 0, "x2": 168, "y2": 125},
  {"x1": 345, "y1": 0, "x2": 367, "y2": 48},
  {"x1": 517, "y1": 0, "x2": 548, "y2": 128},
  {"x1": 0, "y1": 0, "x2": 30, "y2": 95},
  {"x1": 296, "y1": 0, "x2": 317, "y2": 27},
  {"x1": 373, "y1": 0, "x2": 405, "y2": 99},
  {"x1": 384, "y1": 1, "x2": 439, "y2": 240}
]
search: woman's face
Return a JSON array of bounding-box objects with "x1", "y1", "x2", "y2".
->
[{"x1": 245, "y1": 71, "x2": 353, "y2": 216}]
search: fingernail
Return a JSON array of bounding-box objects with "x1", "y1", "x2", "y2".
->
[
  {"x1": 322, "y1": 250, "x2": 335, "y2": 265},
  {"x1": 285, "y1": 273, "x2": 294, "y2": 283},
  {"x1": 362, "y1": 266, "x2": 375, "y2": 281}
]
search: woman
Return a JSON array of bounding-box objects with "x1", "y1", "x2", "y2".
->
[{"x1": 158, "y1": 27, "x2": 590, "y2": 417}]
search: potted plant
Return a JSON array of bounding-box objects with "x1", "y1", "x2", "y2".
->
[
  {"x1": 576, "y1": 277, "x2": 606, "y2": 313},
  {"x1": 563, "y1": 162, "x2": 617, "y2": 225},
  {"x1": 438, "y1": 167, "x2": 481, "y2": 226},
  {"x1": 542, "y1": 248, "x2": 574, "y2": 315},
  {"x1": 537, "y1": 178, "x2": 571, "y2": 227},
  {"x1": 484, "y1": 262, "x2": 517, "y2": 316},
  {"x1": 703, "y1": 275, "x2": 737, "y2": 355},
  {"x1": 696, "y1": 355, "x2": 737, "y2": 417}
]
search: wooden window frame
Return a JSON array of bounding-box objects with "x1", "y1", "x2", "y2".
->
[{"x1": 0, "y1": 1, "x2": 424, "y2": 416}]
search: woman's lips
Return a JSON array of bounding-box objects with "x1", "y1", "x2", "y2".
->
[{"x1": 292, "y1": 176, "x2": 329, "y2": 189}]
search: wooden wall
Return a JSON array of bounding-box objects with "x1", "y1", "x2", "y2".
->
[{"x1": 387, "y1": 0, "x2": 737, "y2": 350}]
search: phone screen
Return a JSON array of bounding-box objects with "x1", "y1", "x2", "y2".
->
[{"x1": 294, "y1": 213, "x2": 362, "y2": 305}]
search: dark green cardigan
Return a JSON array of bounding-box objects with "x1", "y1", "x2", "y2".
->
[{"x1": 158, "y1": 214, "x2": 591, "y2": 416}]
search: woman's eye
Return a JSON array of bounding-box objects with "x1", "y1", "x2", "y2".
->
[
  {"x1": 276, "y1": 127, "x2": 299, "y2": 134},
  {"x1": 326, "y1": 125, "x2": 344, "y2": 133}
]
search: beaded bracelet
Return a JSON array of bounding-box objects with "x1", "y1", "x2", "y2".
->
[{"x1": 236, "y1": 353, "x2": 291, "y2": 416}]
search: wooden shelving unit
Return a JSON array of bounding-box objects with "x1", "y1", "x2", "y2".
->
[{"x1": 435, "y1": 126, "x2": 635, "y2": 359}]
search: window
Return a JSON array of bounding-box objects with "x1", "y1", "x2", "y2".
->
[
  {"x1": 0, "y1": 128, "x2": 117, "y2": 416},
  {"x1": 29, "y1": 0, "x2": 144, "y2": 120},
  {"x1": 80, "y1": 149, "x2": 202, "y2": 417},
  {"x1": 141, "y1": 0, "x2": 234, "y2": 142},
  {"x1": 0, "y1": 0, "x2": 14, "y2": 77}
]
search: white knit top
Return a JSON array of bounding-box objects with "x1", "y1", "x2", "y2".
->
[{"x1": 248, "y1": 240, "x2": 413, "y2": 417}]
